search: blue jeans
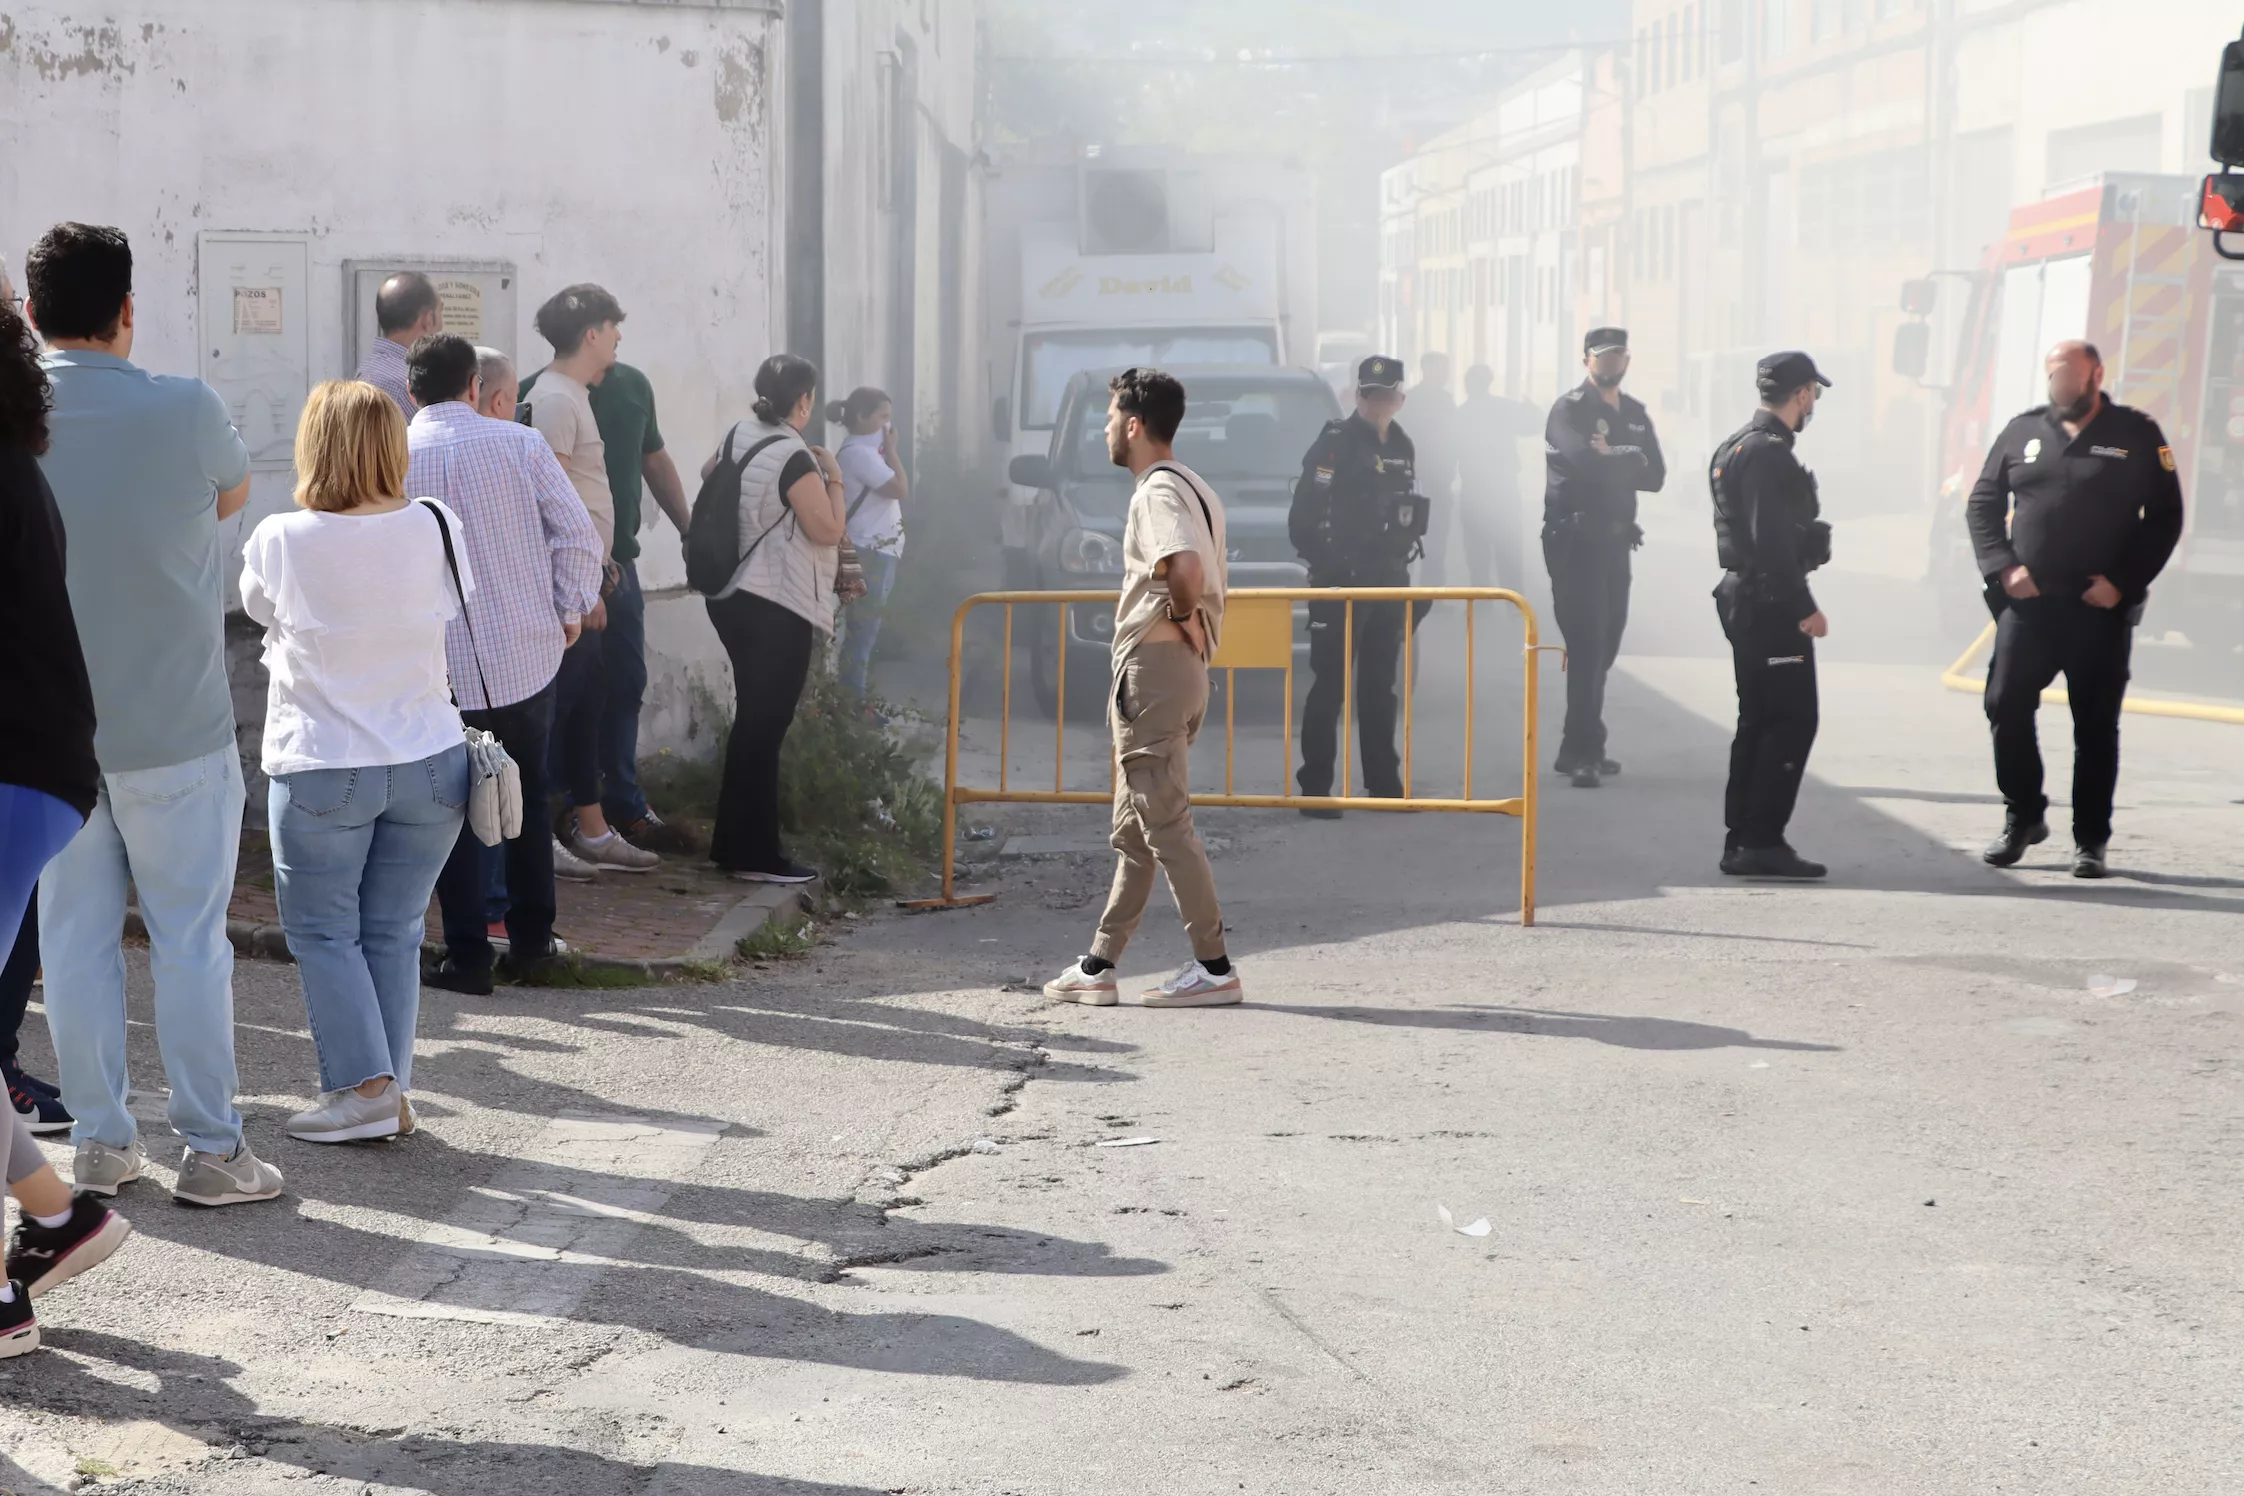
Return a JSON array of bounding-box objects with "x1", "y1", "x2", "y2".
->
[
  {"x1": 270, "y1": 746, "x2": 468, "y2": 1094},
  {"x1": 599, "y1": 560, "x2": 651, "y2": 823},
  {"x1": 836, "y1": 550, "x2": 900, "y2": 700},
  {"x1": 39, "y1": 743, "x2": 247, "y2": 1156}
]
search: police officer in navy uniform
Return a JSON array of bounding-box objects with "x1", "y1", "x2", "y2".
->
[
  {"x1": 1710, "y1": 352, "x2": 1834, "y2": 880},
  {"x1": 1288, "y1": 355, "x2": 1431, "y2": 816},
  {"x1": 1542, "y1": 328, "x2": 1665, "y2": 788},
  {"x1": 1967, "y1": 339, "x2": 2184, "y2": 879}
]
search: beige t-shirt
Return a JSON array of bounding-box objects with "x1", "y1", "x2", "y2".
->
[
  {"x1": 527, "y1": 367, "x2": 615, "y2": 556},
  {"x1": 1113, "y1": 460, "x2": 1227, "y2": 669}
]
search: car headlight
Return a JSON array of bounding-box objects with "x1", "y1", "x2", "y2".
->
[{"x1": 1058, "y1": 528, "x2": 1124, "y2": 575}]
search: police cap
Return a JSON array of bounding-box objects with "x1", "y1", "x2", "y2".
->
[
  {"x1": 1584, "y1": 327, "x2": 1628, "y2": 356},
  {"x1": 1757, "y1": 350, "x2": 1832, "y2": 398},
  {"x1": 1357, "y1": 355, "x2": 1405, "y2": 390}
]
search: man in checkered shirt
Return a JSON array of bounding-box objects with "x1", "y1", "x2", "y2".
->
[{"x1": 403, "y1": 333, "x2": 603, "y2": 993}]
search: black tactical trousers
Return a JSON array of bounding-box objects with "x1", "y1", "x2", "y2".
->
[
  {"x1": 1298, "y1": 593, "x2": 1409, "y2": 798},
  {"x1": 1718, "y1": 582, "x2": 1819, "y2": 850},
  {"x1": 1983, "y1": 595, "x2": 2132, "y2": 848},
  {"x1": 1544, "y1": 537, "x2": 1632, "y2": 765}
]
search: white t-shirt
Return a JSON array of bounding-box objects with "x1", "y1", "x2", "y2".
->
[
  {"x1": 526, "y1": 367, "x2": 615, "y2": 556},
  {"x1": 838, "y1": 432, "x2": 904, "y2": 556},
  {"x1": 238, "y1": 502, "x2": 471, "y2": 776}
]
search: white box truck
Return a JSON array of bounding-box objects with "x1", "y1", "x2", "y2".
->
[{"x1": 983, "y1": 143, "x2": 1317, "y2": 582}]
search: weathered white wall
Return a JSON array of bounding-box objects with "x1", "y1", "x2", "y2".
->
[{"x1": 0, "y1": 0, "x2": 779, "y2": 596}]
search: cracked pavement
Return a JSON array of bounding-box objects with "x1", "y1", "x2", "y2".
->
[{"x1": 2, "y1": 615, "x2": 2240, "y2": 1494}]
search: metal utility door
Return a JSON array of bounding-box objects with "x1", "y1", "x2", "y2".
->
[{"x1": 199, "y1": 232, "x2": 311, "y2": 471}]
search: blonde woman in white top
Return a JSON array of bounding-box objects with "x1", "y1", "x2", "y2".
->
[
  {"x1": 699, "y1": 354, "x2": 849, "y2": 883},
  {"x1": 239, "y1": 380, "x2": 470, "y2": 1145}
]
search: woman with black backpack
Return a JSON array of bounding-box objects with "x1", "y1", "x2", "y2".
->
[{"x1": 695, "y1": 355, "x2": 851, "y2": 884}]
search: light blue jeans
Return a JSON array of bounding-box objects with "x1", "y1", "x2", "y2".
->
[
  {"x1": 39, "y1": 743, "x2": 247, "y2": 1156},
  {"x1": 269, "y1": 745, "x2": 468, "y2": 1094},
  {"x1": 837, "y1": 549, "x2": 900, "y2": 700}
]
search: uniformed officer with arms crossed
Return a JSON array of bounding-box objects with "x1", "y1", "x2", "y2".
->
[
  {"x1": 1543, "y1": 328, "x2": 1665, "y2": 788},
  {"x1": 1288, "y1": 355, "x2": 1431, "y2": 816},
  {"x1": 1709, "y1": 352, "x2": 1834, "y2": 880},
  {"x1": 1968, "y1": 339, "x2": 2183, "y2": 879}
]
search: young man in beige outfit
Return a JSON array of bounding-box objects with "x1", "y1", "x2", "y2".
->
[{"x1": 1045, "y1": 369, "x2": 1242, "y2": 1008}]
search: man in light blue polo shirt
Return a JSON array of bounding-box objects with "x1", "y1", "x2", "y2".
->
[{"x1": 25, "y1": 222, "x2": 285, "y2": 1207}]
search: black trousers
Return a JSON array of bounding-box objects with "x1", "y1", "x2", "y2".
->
[
  {"x1": 549, "y1": 628, "x2": 608, "y2": 811},
  {"x1": 0, "y1": 896, "x2": 35, "y2": 1068},
  {"x1": 707, "y1": 590, "x2": 816, "y2": 873},
  {"x1": 1545, "y1": 537, "x2": 1632, "y2": 764},
  {"x1": 1718, "y1": 582, "x2": 1819, "y2": 850},
  {"x1": 436, "y1": 679, "x2": 558, "y2": 970},
  {"x1": 1984, "y1": 596, "x2": 2133, "y2": 848},
  {"x1": 1298, "y1": 593, "x2": 1411, "y2": 798}
]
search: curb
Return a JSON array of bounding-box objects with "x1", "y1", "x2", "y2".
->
[{"x1": 122, "y1": 885, "x2": 813, "y2": 983}]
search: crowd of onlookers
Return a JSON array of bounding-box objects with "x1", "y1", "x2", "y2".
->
[{"x1": 0, "y1": 222, "x2": 910, "y2": 1357}]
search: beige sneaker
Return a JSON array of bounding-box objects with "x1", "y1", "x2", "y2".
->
[
  {"x1": 286, "y1": 1084, "x2": 403, "y2": 1144},
  {"x1": 72, "y1": 1138, "x2": 145, "y2": 1198},
  {"x1": 1139, "y1": 961, "x2": 1244, "y2": 1008},
  {"x1": 172, "y1": 1143, "x2": 284, "y2": 1207},
  {"x1": 567, "y1": 829, "x2": 661, "y2": 873},
  {"x1": 551, "y1": 837, "x2": 599, "y2": 882},
  {"x1": 1044, "y1": 960, "x2": 1119, "y2": 1006}
]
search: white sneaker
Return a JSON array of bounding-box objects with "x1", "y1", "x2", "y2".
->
[
  {"x1": 72, "y1": 1138, "x2": 145, "y2": 1197},
  {"x1": 568, "y1": 828, "x2": 661, "y2": 873},
  {"x1": 1139, "y1": 961, "x2": 1244, "y2": 1008},
  {"x1": 552, "y1": 837, "x2": 599, "y2": 882},
  {"x1": 286, "y1": 1083, "x2": 404, "y2": 1144},
  {"x1": 1044, "y1": 960, "x2": 1119, "y2": 1006}
]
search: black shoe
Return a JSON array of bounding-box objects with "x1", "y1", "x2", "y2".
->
[
  {"x1": 1569, "y1": 767, "x2": 1601, "y2": 789},
  {"x1": 1719, "y1": 845, "x2": 1746, "y2": 876},
  {"x1": 423, "y1": 958, "x2": 495, "y2": 997},
  {"x1": 499, "y1": 950, "x2": 573, "y2": 986},
  {"x1": 1728, "y1": 844, "x2": 1827, "y2": 879},
  {"x1": 2072, "y1": 843, "x2": 2109, "y2": 880},
  {"x1": 5, "y1": 1059, "x2": 71, "y2": 1136},
  {"x1": 0, "y1": 1281, "x2": 35, "y2": 1360},
  {"x1": 727, "y1": 860, "x2": 820, "y2": 885},
  {"x1": 1297, "y1": 806, "x2": 1343, "y2": 820},
  {"x1": 1981, "y1": 816, "x2": 2049, "y2": 868},
  {"x1": 7, "y1": 1192, "x2": 131, "y2": 1299}
]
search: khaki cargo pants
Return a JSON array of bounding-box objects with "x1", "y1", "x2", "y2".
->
[{"x1": 1091, "y1": 641, "x2": 1226, "y2": 964}]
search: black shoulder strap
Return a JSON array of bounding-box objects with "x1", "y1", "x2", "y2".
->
[
  {"x1": 735, "y1": 433, "x2": 802, "y2": 564},
  {"x1": 1146, "y1": 461, "x2": 1215, "y2": 538},
  {"x1": 419, "y1": 500, "x2": 495, "y2": 711}
]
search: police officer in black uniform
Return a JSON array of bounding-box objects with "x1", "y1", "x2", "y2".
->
[
  {"x1": 1967, "y1": 339, "x2": 2184, "y2": 879},
  {"x1": 1710, "y1": 352, "x2": 1835, "y2": 880},
  {"x1": 1288, "y1": 355, "x2": 1431, "y2": 816},
  {"x1": 1543, "y1": 328, "x2": 1665, "y2": 788}
]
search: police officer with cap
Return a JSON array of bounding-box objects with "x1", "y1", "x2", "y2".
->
[
  {"x1": 1967, "y1": 339, "x2": 2183, "y2": 879},
  {"x1": 1542, "y1": 327, "x2": 1665, "y2": 789},
  {"x1": 1288, "y1": 354, "x2": 1431, "y2": 815},
  {"x1": 1709, "y1": 351, "x2": 1834, "y2": 879}
]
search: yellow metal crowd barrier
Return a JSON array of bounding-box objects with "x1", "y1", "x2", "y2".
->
[
  {"x1": 1941, "y1": 621, "x2": 2244, "y2": 726},
  {"x1": 902, "y1": 587, "x2": 1552, "y2": 925}
]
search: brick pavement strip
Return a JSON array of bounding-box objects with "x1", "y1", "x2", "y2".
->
[{"x1": 130, "y1": 832, "x2": 806, "y2": 979}]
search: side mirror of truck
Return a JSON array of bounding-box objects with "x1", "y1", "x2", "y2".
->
[
  {"x1": 991, "y1": 396, "x2": 1011, "y2": 442},
  {"x1": 1008, "y1": 454, "x2": 1054, "y2": 490},
  {"x1": 1893, "y1": 321, "x2": 1931, "y2": 381},
  {"x1": 2212, "y1": 39, "x2": 2244, "y2": 167},
  {"x1": 1899, "y1": 278, "x2": 1939, "y2": 317}
]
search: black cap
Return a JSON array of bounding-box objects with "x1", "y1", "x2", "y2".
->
[
  {"x1": 1584, "y1": 327, "x2": 1628, "y2": 356},
  {"x1": 1357, "y1": 355, "x2": 1404, "y2": 390},
  {"x1": 1757, "y1": 350, "x2": 1832, "y2": 397}
]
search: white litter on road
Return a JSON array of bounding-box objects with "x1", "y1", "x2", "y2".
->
[
  {"x1": 1095, "y1": 1137, "x2": 1162, "y2": 1148},
  {"x1": 1436, "y1": 1204, "x2": 1491, "y2": 1238},
  {"x1": 2088, "y1": 974, "x2": 2138, "y2": 997}
]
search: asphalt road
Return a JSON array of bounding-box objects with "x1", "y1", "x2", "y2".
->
[{"x1": 2, "y1": 605, "x2": 2239, "y2": 1495}]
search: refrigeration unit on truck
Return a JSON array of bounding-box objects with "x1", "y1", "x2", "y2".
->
[
  {"x1": 983, "y1": 145, "x2": 1317, "y2": 586},
  {"x1": 1899, "y1": 172, "x2": 2244, "y2": 648}
]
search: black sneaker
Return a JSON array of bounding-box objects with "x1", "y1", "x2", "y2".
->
[
  {"x1": 1981, "y1": 816, "x2": 2049, "y2": 868},
  {"x1": 1297, "y1": 806, "x2": 1343, "y2": 820},
  {"x1": 498, "y1": 950, "x2": 573, "y2": 986},
  {"x1": 1569, "y1": 766, "x2": 1602, "y2": 789},
  {"x1": 422, "y1": 958, "x2": 495, "y2": 997},
  {"x1": 2072, "y1": 843, "x2": 2109, "y2": 880},
  {"x1": 728, "y1": 860, "x2": 820, "y2": 885},
  {"x1": 6, "y1": 1192, "x2": 131, "y2": 1299},
  {"x1": 5, "y1": 1060, "x2": 71, "y2": 1136},
  {"x1": 1728, "y1": 844, "x2": 1828, "y2": 879},
  {"x1": 1719, "y1": 844, "x2": 1746, "y2": 876},
  {"x1": 0, "y1": 1281, "x2": 35, "y2": 1359}
]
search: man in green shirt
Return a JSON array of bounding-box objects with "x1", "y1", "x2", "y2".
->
[{"x1": 519, "y1": 358, "x2": 690, "y2": 840}]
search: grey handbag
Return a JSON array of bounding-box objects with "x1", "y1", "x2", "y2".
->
[{"x1": 420, "y1": 501, "x2": 523, "y2": 846}]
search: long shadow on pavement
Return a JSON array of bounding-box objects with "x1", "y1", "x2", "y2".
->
[{"x1": 1249, "y1": 1003, "x2": 1841, "y2": 1052}]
